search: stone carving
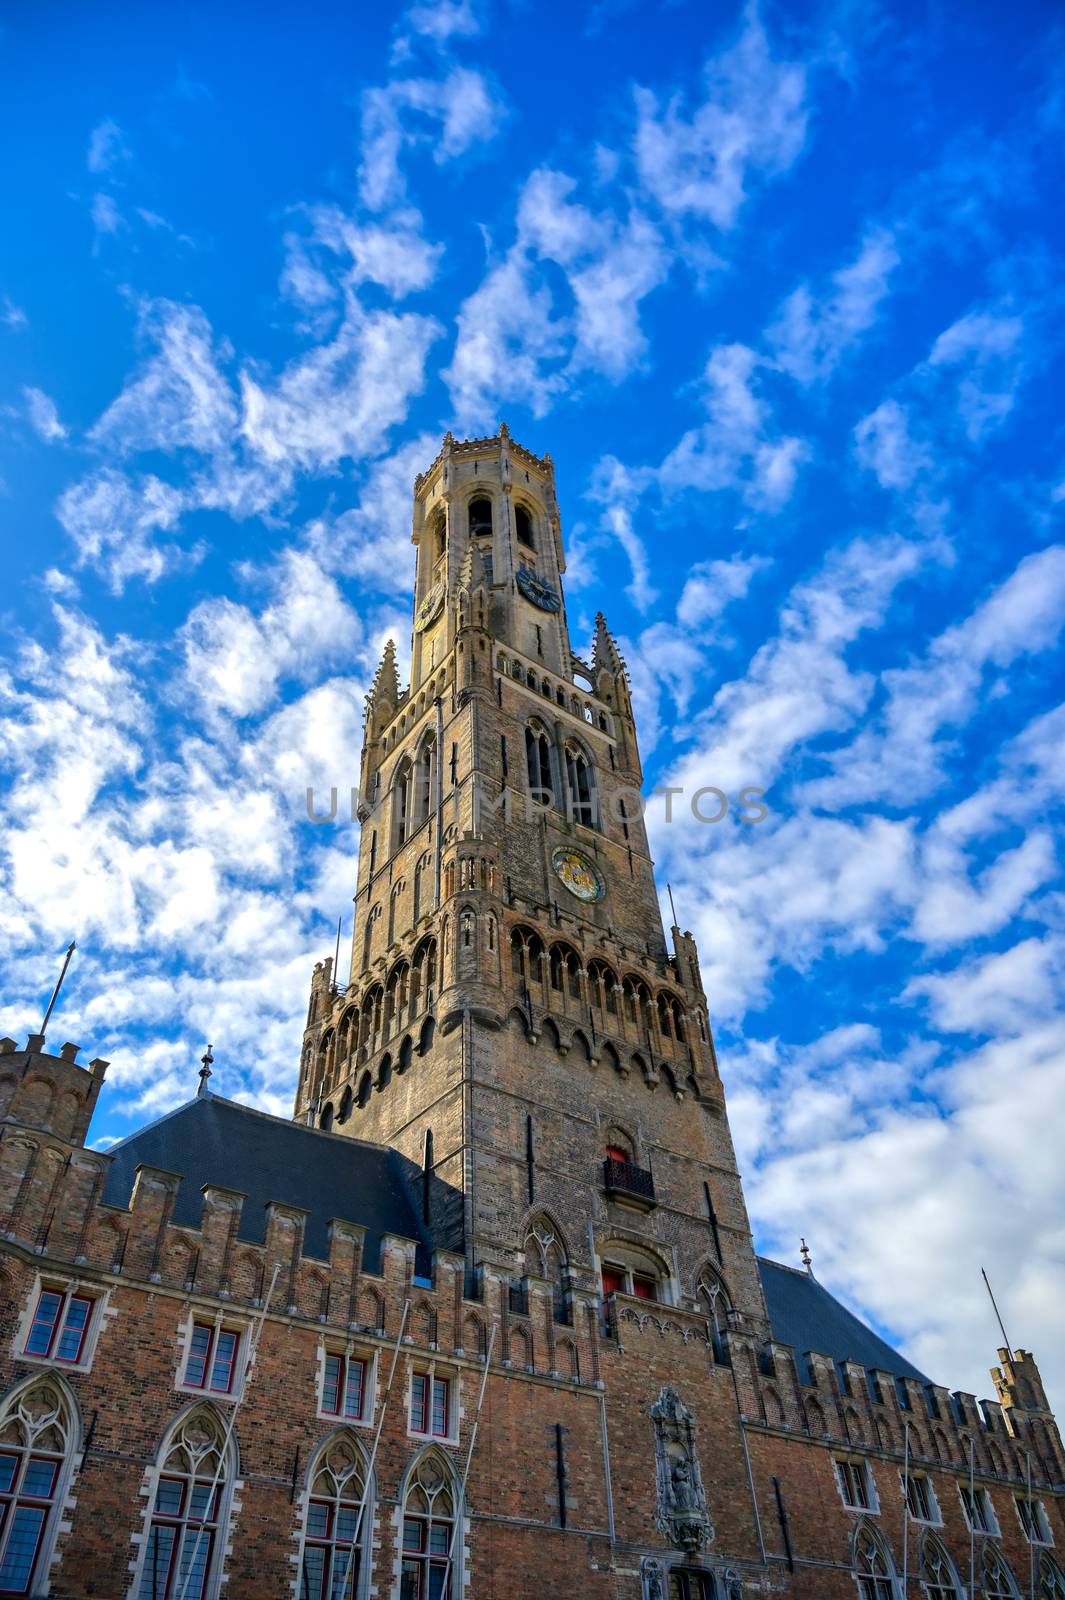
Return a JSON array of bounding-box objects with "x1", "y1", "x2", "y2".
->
[
  {"x1": 641, "y1": 1558, "x2": 663, "y2": 1600},
  {"x1": 651, "y1": 1387, "x2": 713, "y2": 1553}
]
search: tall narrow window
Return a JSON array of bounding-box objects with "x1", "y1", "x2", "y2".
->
[
  {"x1": 836, "y1": 1458, "x2": 872, "y2": 1510},
  {"x1": 402, "y1": 1452, "x2": 458, "y2": 1600},
  {"x1": 983, "y1": 1545, "x2": 1021, "y2": 1597},
  {"x1": 415, "y1": 739, "x2": 436, "y2": 828},
  {"x1": 322, "y1": 1353, "x2": 367, "y2": 1421},
  {"x1": 0, "y1": 1379, "x2": 75, "y2": 1597},
  {"x1": 525, "y1": 724, "x2": 554, "y2": 807},
  {"x1": 565, "y1": 746, "x2": 597, "y2": 828},
  {"x1": 299, "y1": 1435, "x2": 369, "y2": 1600},
  {"x1": 904, "y1": 1472, "x2": 937, "y2": 1522},
  {"x1": 410, "y1": 1372, "x2": 451, "y2": 1438},
  {"x1": 515, "y1": 504, "x2": 535, "y2": 549},
  {"x1": 136, "y1": 1408, "x2": 233, "y2": 1600},
  {"x1": 393, "y1": 759, "x2": 413, "y2": 849}
]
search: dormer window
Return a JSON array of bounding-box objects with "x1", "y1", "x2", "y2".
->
[
  {"x1": 468, "y1": 498, "x2": 492, "y2": 539},
  {"x1": 515, "y1": 505, "x2": 535, "y2": 549}
]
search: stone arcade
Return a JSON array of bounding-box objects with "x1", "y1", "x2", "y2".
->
[{"x1": 1, "y1": 427, "x2": 1063, "y2": 1598}]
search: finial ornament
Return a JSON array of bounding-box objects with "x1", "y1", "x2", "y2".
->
[
  {"x1": 800, "y1": 1237, "x2": 812, "y2": 1272},
  {"x1": 197, "y1": 1045, "x2": 214, "y2": 1098}
]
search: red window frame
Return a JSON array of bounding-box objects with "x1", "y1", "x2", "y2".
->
[
  {"x1": 322, "y1": 1354, "x2": 367, "y2": 1421},
  {"x1": 631, "y1": 1274, "x2": 657, "y2": 1302},
  {"x1": 141, "y1": 1474, "x2": 219, "y2": 1600},
  {"x1": 0, "y1": 1451, "x2": 62, "y2": 1596},
  {"x1": 23, "y1": 1290, "x2": 93, "y2": 1364},
  {"x1": 837, "y1": 1459, "x2": 870, "y2": 1509},
  {"x1": 302, "y1": 1495, "x2": 361, "y2": 1599},
  {"x1": 605, "y1": 1145, "x2": 629, "y2": 1164},
  {"x1": 905, "y1": 1474, "x2": 933, "y2": 1521},
  {"x1": 411, "y1": 1372, "x2": 450, "y2": 1438},
  {"x1": 183, "y1": 1324, "x2": 240, "y2": 1394},
  {"x1": 401, "y1": 1513, "x2": 451, "y2": 1599}
]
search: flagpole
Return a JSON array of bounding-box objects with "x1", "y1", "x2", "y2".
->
[
  {"x1": 439, "y1": 1324, "x2": 497, "y2": 1599},
  {"x1": 902, "y1": 1418, "x2": 910, "y2": 1593},
  {"x1": 39, "y1": 940, "x2": 76, "y2": 1041},
  {"x1": 968, "y1": 1435, "x2": 976, "y2": 1600}
]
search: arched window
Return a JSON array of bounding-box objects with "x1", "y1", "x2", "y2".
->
[
  {"x1": 921, "y1": 1533, "x2": 960, "y2": 1599},
  {"x1": 599, "y1": 1242, "x2": 666, "y2": 1304},
  {"x1": 414, "y1": 739, "x2": 436, "y2": 830},
  {"x1": 402, "y1": 1450, "x2": 460, "y2": 1599},
  {"x1": 392, "y1": 758, "x2": 413, "y2": 849},
  {"x1": 1040, "y1": 1555, "x2": 1065, "y2": 1598},
  {"x1": 525, "y1": 723, "x2": 555, "y2": 808},
  {"x1": 984, "y1": 1546, "x2": 1021, "y2": 1597},
  {"x1": 468, "y1": 497, "x2": 492, "y2": 539},
  {"x1": 0, "y1": 1377, "x2": 77, "y2": 1596},
  {"x1": 298, "y1": 1433, "x2": 370, "y2": 1600},
  {"x1": 430, "y1": 510, "x2": 446, "y2": 565},
  {"x1": 696, "y1": 1268, "x2": 732, "y2": 1366},
  {"x1": 515, "y1": 504, "x2": 535, "y2": 550},
  {"x1": 320, "y1": 1102, "x2": 334, "y2": 1132},
  {"x1": 357, "y1": 1072, "x2": 372, "y2": 1110},
  {"x1": 134, "y1": 1405, "x2": 235, "y2": 1600},
  {"x1": 565, "y1": 744, "x2": 597, "y2": 828},
  {"x1": 854, "y1": 1521, "x2": 898, "y2": 1599},
  {"x1": 338, "y1": 1086, "x2": 352, "y2": 1123}
]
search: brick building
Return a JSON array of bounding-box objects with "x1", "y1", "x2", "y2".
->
[{"x1": 1, "y1": 426, "x2": 1062, "y2": 1599}]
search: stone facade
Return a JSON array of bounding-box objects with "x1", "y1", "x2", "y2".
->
[{"x1": 1, "y1": 429, "x2": 1062, "y2": 1599}]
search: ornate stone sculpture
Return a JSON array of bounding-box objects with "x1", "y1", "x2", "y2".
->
[
  {"x1": 642, "y1": 1557, "x2": 664, "y2": 1600},
  {"x1": 651, "y1": 1387, "x2": 714, "y2": 1553}
]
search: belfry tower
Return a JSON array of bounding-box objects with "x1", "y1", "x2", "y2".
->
[{"x1": 294, "y1": 426, "x2": 769, "y2": 1335}]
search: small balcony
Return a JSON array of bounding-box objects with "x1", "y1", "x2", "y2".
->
[{"x1": 602, "y1": 1156, "x2": 656, "y2": 1211}]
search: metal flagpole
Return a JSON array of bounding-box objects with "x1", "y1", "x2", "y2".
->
[
  {"x1": 968, "y1": 1435, "x2": 976, "y2": 1600},
  {"x1": 902, "y1": 1418, "x2": 910, "y2": 1593},
  {"x1": 327, "y1": 1298, "x2": 411, "y2": 1600},
  {"x1": 39, "y1": 941, "x2": 76, "y2": 1041},
  {"x1": 982, "y1": 1268, "x2": 1014, "y2": 1354},
  {"x1": 175, "y1": 1262, "x2": 282, "y2": 1600},
  {"x1": 438, "y1": 1324, "x2": 497, "y2": 1600}
]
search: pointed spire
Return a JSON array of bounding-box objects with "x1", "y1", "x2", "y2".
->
[
  {"x1": 367, "y1": 639, "x2": 400, "y2": 715},
  {"x1": 197, "y1": 1044, "x2": 214, "y2": 1099},
  {"x1": 592, "y1": 612, "x2": 628, "y2": 679}
]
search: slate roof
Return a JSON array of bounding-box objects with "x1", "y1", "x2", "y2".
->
[
  {"x1": 101, "y1": 1094, "x2": 434, "y2": 1274},
  {"x1": 758, "y1": 1256, "x2": 930, "y2": 1385}
]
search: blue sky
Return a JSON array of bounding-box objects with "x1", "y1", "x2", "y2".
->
[{"x1": 1, "y1": 0, "x2": 1063, "y2": 1403}]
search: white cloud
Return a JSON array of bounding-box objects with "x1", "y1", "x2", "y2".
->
[
  {"x1": 676, "y1": 553, "x2": 771, "y2": 628},
  {"x1": 445, "y1": 250, "x2": 567, "y2": 426},
  {"x1": 359, "y1": 67, "x2": 505, "y2": 211},
  {"x1": 634, "y1": 8, "x2": 807, "y2": 229},
  {"x1": 90, "y1": 193, "x2": 124, "y2": 237},
  {"x1": 90, "y1": 300, "x2": 236, "y2": 457},
  {"x1": 1, "y1": 296, "x2": 27, "y2": 330},
  {"x1": 659, "y1": 342, "x2": 808, "y2": 510},
  {"x1": 398, "y1": 0, "x2": 479, "y2": 47},
  {"x1": 55, "y1": 469, "x2": 193, "y2": 591},
  {"x1": 23, "y1": 386, "x2": 67, "y2": 443},
  {"x1": 240, "y1": 298, "x2": 441, "y2": 473},
  {"x1": 767, "y1": 228, "x2": 899, "y2": 384},
  {"x1": 87, "y1": 118, "x2": 131, "y2": 174},
  {"x1": 928, "y1": 307, "x2": 1027, "y2": 441},
  {"x1": 853, "y1": 398, "x2": 931, "y2": 490},
  {"x1": 905, "y1": 937, "x2": 1063, "y2": 1035}
]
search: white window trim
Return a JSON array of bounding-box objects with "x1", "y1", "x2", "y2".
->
[
  {"x1": 12, "y1": 1272, "x2": 114, "y2": 1375},
  {"x1": 126, "y1": 1411, "x2": 241, "y2": 1600},
  {"x1": 405, "y1": 1357, "x2": 461, "y2": 1446},
  {"x1": 1015, "y1": 1492, "x2": 1053, "y2": 1546},
  {"x1": 900, "y1": 1468, "x2": 942, "y2": 1526},
  {"x1": 834, "y1": 1455, "x2": 880, "y2": 1514},
  {"x1": 958, "y1": 1481, "x2": 1000, "y2": 1538},
  {"x1": 288, "y1": 1435, "x2": 374, "y2": 1600},
  {"x1": 174, "y1": 1308, "x2": 250, "y2": 1401},
  {"x1": 315, "y1": 1340, "x2": 378, "y2": 1429}
]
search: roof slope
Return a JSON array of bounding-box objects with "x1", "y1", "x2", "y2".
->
[
  {"x1": 101, "y1": 1094, "x2": 434, "y2": 1274},
  {"x1": 758, "y1": 1256, "x2": 930, "y2": 1384}
]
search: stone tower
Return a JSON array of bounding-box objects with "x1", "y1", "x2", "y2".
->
[{"x1": 294, "y1": 427, "x2": 769, "y2": 1336}]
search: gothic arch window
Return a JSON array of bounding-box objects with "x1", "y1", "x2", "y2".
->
[
  {"x1": 357, "y1": 1072, "x2": 372, "y2": 1110},
  {"x1": 564, "y1": 742, "x2": 598, "y2": 828},
  {"x1": 467, "y1": 497, "x2": 492, "y2": 540},
  {"x1": 401, "y1": 1449, "x2": 461, "y2": 1599},
  {"x1": 588, "y1": 959, "x2": 619, "y2": 1015},
  {"x1": 419, "y1": 1015, "x2": 435, "y2": 1056},
  {"x1": 398, "y1": 1034, "x2": 413, "y2": 1075},
  {"x1": 853, "y1": 1520, "x2": 899, "y2": 1599},
  {"x1": 921, "y1": 1533, "x2": 960, "y2": 1599},
  {"x1": 361, "y1": 907, "x2": 380, "y2": 973},
  {"x1": 133, "y1": 1404, "x2": 236, "y2": 1600},
  {"x1": 1040, "y1": 1554, "x2": 1065, "y2": 1598},
  {"x1": 549, "y1": 942, "x2": 581, "y2": 999},
  {"x1": 430, "y1": 509, "x2": 446, "y2": 566},
  {"x1": 413, "y1": 852, "x2": 431, "y2": 924},
  {"x1": 338, "y1": 1086, "x2": 352, "y2": 1123},
  {"x1": 297, "y1": 1432, "x2": 371, "y2": 1600},
  {"x1": 696, "y1": 1268, "x2": 732, "y2": 1365},
  {"x1": 510, "y1": 926, "x2": 543, "y2": 983},
  {"x1": 413, "y1": 737, "x2": 436, "y2": 830},
  {"x1": 983, "y1": 1545, "x2": 1021, "y2": 1598},
  {"x1": 460, "y1": 909, "x2": 476, "y2": 949},
  {"x1": 599, "y1": 1241, "x2": 669, "y2": 1305},
  {"x1": 392, "y1": 757, "x2": 413, "y2": 850},
  {"x1": 524, "y1": 1216, "x2": 570, "y2": 1324},
  {"x1": 514, "y1": 503, "x2": 535, "y2": 550},
  {"x1": 0, "y1": 1376, "x2": 78, "y2": 1596},
  {"x1": 525, "y1": 722, "x2": 556, "y2": 808},
  {"x1": 320, "y1": 1102, "x2": 334, "y2": 1132}
]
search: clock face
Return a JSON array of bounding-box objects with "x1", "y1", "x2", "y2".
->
[
  {"x1": 414, "y1": 582, "x2": 445, "y2": 632},
  {"x1": 516, "y1": 565, "x2": 561, "y2": 613},
  {"x1": 552, "y1": 846, "x2": 605, "y2": 903}
]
